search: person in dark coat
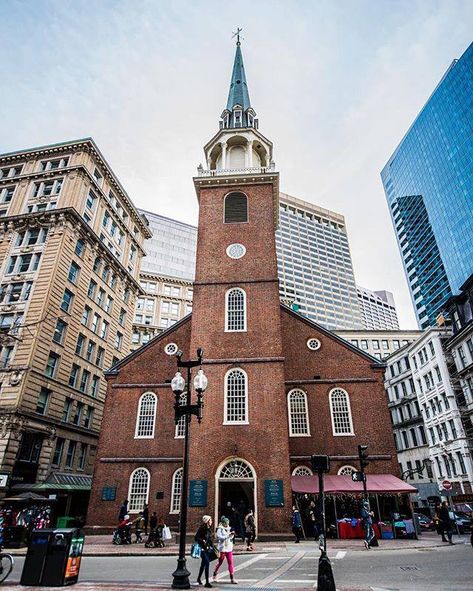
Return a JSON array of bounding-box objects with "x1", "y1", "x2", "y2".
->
[
  {"x1": 292, "y1": 506, "x2": 303, "y2": 543},
  {"x1": 439, "y1": 501, "x2": 454, "y2": 544},
  {"x1": 360, "y1": 500, "x2": 374, "y2": 550},
  {"x1": 142, "y1": 503, "x2": 149, "y2": 535},
  {"x1": 118, "y1": 500, "x2": 128, "y2": 522},
  {"x1": 195, "y1": 515, "x2": 214, "y2": 588}
]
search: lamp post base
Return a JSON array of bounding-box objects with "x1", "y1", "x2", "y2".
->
[
  {"x1": 172, "y1": 558, "x2": 191, "y2": 589},
  {"x1": 317, "y1": 552, "x2": 336, "y2": 591}
]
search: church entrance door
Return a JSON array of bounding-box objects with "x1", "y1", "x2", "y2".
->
[{"x1": 215, "y1": 459, "x2": 256, "y2": 537}]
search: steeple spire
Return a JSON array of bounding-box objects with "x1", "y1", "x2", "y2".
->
[
  {"x1": 226, "y1": 32, "x2": 251, "y2": 112},
  {"x1": 220, "y1": 31, "x2": 257, "y2": 130}
]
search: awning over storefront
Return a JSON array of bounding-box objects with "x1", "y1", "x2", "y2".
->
[
  {"x1": 291, "y1": 474, "x2": 417, "y2": 494},
  {"x1": 11, "y1": 473, "x2": 92, "y2": 492}
]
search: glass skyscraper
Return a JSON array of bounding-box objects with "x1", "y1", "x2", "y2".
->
[{"x1": 381, "y1": 42, "x2": 473, "y2": 329}]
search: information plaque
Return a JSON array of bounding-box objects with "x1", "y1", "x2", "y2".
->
[
  {"x1": 264, "y1": 479, "x2": 284, "y2": 507},
  {"x1": 189, "y1": 479, "x2": 208, "y2": 507}
]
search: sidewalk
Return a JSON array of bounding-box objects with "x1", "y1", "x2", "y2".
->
[
  {"x1": 0, "y1": 586, "x2": 370, "y2": 591},
  {"x1": 7, "y1": 531, "x2": 454, "y2": 557}
]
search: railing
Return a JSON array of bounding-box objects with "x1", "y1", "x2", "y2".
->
[{"x1": 197, "y1": 164, "x2": 276, "y2": 177}]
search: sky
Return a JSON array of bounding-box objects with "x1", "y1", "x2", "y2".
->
[{"x1": 1, "y1": 0, "x2": 472, "y2": 329}]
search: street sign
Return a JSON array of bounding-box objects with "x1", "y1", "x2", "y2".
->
[
  {"x1": 352, "y1": 471, "x2": 365, "y2": 482},
  {"x1": 442, "y1": 479, "x2": 452, "y2": 490},
  {"x1": 0, "y1": 473, "x2": 9, "y2": 488}
]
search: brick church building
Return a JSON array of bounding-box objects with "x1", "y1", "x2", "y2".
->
[{"x1": 87, "y1": 40, "x2": 398, "y2": 534}]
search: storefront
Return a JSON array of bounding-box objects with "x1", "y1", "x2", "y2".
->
[{"x1": 292, "y1": 474, "x2": 418, "y2": 540}]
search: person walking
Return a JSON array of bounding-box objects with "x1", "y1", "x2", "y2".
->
[
  {"x1": 292, "y1": 505, "x2": 303, "y2": 543},
  {"x1": 439, "y1": 501, "x2": 454, "y2": 544},
  {"x1": 213, "y1": 516, "x2": 237, "y2": 584},
  {"x1": 195, "y1": 515, "x2": 214, "y2": 588},
  {"x1": 133, "y1": 512, "x2": 145, "y2": 543},
  {"x1": 360, "y1": 500, "x2": 374, "y2": 550},
  {"x1": 244, "y1": 509, "x2": 256, "y2": 551},
  {"x1": 118, "y1": 499, "x2": 128, "y2": 522},
  {"x1": 142, "y1": 503, "x2": 149, "y2": 535},
  {"x1": 308, "y1": 500, "x2": 319, "y2": 540}
]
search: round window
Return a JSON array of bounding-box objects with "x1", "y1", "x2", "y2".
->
[
  {"x1": 164, "y1": 343, "x2": 178, "y2": 356},
  {"x1": 307, "y1": 338, "x2": 321, "y2": 351},
  {"x1": 226, "y1": 243, "x2": 246, "y2": 259}
]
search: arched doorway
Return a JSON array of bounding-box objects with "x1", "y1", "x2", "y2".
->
[{"x1": 215, "y1": 458, "x2": 257, "y2": 535}]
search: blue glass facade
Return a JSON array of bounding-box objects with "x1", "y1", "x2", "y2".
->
[{"x1": 382, "y1": 42, "x2": 473, "y2": 329}]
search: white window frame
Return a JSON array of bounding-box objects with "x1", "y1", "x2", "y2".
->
[
  {"x1": 174, "y1": 393, "x2": 187, "y2": 438},
  {"x1": 292, "y1": 465, "x2": 313, "y2": 476},
  {"x1": 134, "y1": 392, "x2": 157, "y2": 439},
  {"x1": 170, "y1": 467, "x2": 183, "y2": 514},
  {"x1": 225, "y1": 288, "x2": 247, "y2": 332},
  {"x1": 337, "y1": 465, "x2": 356, "y2": 475},
  {"x1": 329, "y1": 388, "x2": 355, "y2": 436},
  {"x1": 224, "y1": 368, "x2": 249, "y2": 425},
  {"x1": 127, "y1": 467, "x2": 150, "y2": 513},
  {"x1": 287, "y1": 389, "x2": 311, "y2": 437}
]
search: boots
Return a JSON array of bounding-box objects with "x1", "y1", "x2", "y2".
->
[{"x1": 230, "y1": 575, "x2": 237, "y2": 584}]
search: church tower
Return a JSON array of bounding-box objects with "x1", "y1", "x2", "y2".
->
[{"x1": 189, "y1": 38, "x2": 291, "y2": 530}]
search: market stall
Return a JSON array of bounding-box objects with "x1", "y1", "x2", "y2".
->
[
  {"x1": 0, "y1": 492, "x2": 56, "y2": 548},
  {"x1": 292, "y1": 474, "x2": 418, "y2": 540}
]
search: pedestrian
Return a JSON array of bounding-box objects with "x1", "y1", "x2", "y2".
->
[
  {"x1": 438, "y1": 501, "x2": 454, "y2": 544},
  {"x1": 244, "y1": 509, "x2": 256, "y2": 551},
  {"x1": 292, "y1": 505, "x2": 303, "y2": 543},
  {"x1": 213, "y1": 516, "x2": 237, "y2": 584},
  {"x1": 195, "y1": 515, "x2": 214, "y2": 588},
  {"x1": 133, "y1": 512, "x2": 145, "y2": 543},
  {"x1": 145, "y1": 512, "x2": 159, "y2": 547},
  {"x1": 143, "y1": 503, "x2": 149, "y2": 535},
  {"x1": 237, "y1": 499, "x2": 247, "y2": 540},
  {"x1": 308, "y1": 500, "x2": 319, "y2": 540},
  {"x1": 360, "y1": 500, "x2": 374, "y2": 550},
  {"x1": 118, "y1": 499, "x2": 128, "y2": 522}
]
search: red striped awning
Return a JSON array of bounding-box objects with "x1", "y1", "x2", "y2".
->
[{"x1": 291, "y1": 474, "x2": 417, "y2": 494}]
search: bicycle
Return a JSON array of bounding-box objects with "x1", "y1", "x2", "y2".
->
[{"x1": 0, "y1": 526, "x2": 14, "y2": 583}]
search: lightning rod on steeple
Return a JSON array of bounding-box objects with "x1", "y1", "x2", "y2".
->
[{"x1": 232, "y1": 27, "x2": 243, "y2": 46}]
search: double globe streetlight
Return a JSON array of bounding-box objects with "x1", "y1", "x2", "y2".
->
[{"x1": 171, "y1": 348, "x2": 208, "y2": 590}]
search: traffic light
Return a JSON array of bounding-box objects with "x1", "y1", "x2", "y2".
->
[
  {"x1": 311, "y1": 455, "x2": 330, "y2": 473},
  {"x1": 358, "y1": 444, "x2": 369, "y2": 469},
  {"x1": 351, "y1": 471, "x2": 365, "y2": 482}
]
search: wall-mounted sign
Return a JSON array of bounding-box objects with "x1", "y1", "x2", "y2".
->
[
  {"x1": 155, "y1": 491, "x2": 164, "y2": 500},
  {"x1": 264, "y1": 479, "x2": 284, "y2": 507},
  {"x1": 0, "y1": 473, "x2": 9, "y2": 488},
  {"x1": 189, "y1": 480, "x2": 208, "y2": 507},
  {"x1": 101, "y1": 486, "x2": 117, "y2": 501}
]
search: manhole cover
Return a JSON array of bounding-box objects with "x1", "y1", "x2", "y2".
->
[{"x1": 400, "y1": 565, "x2": 419, "y2": 571}]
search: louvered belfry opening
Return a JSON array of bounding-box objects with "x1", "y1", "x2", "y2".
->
[{"x1": 224, "y1": 191, "x2": 248, "y2": 223}]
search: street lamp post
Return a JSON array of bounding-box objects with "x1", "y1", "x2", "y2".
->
[{"x1": 171, "y1": 348, "x2": 208, "y2": 590}]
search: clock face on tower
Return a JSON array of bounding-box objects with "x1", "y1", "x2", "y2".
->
[{"x1": 226, "y1": 243, "x2": 246, "y2": 259}]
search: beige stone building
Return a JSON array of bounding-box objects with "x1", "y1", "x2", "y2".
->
[
  {"x1": 0, "y1": 138, "x2": 150, "y2": 517},
  {"x1": 335, "y1": 329, "x2": 423, "y2": 360}
]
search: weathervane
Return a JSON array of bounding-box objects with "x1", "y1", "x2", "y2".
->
[{"x1": 232, "y1": 27, "x2": 243, "y2": 46}]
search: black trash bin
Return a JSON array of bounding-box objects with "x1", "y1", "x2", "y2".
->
[
  {"x1": 21, "y1": 528, "x2": 85, "y2": 586},
  {"x1": 20, "y1": 529, "x2": 53, "y2": 585}
]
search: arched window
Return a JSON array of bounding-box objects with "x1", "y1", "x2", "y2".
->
[
  {"x1": 329, "y1": 388, "x2": 354, "y2": 436},
  {"x1": 170, "y1": 468, "x2": 183, "y2": 514},
  {"x1": 225, "y1": 288, "x2": 246, "y2": 332},
  {"x1": 174, "y1": 393, "x2": 187, "y2": 439},
  {"x1": 224, "y1": 368, "x2": 248, "y2": 424},
  {"x1": 292, "y1": 465, "x2": 313, "y2": 476},
  {"x1": 224, "y1": 192, "x2": 248, "y2": 223},
  {"x1": 134, "y1": 392, "x2": 157, "y2": 438},
  {"x1": 338, "y1": 465, "x2": 356, "y2": 476},
  {"x1": 128, "y1": 467, "x2": 150, "y2": 512},
  {"x1": 287, "y1": 389, "x2": 310, "y2": 436}
]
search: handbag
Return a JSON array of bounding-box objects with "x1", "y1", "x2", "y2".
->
[
  {"x1": 190, "y1": 543, "x2": 201, "y2": 559},
  {"x1": 207, "y1": 544, "x2": 221, "y2": 562},
  {"x1": 162, "y1": 525, "x2": 172, "y2": 541}
]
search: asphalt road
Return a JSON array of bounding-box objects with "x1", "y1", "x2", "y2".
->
[{"x1": 7, "y1": 540, "x2": 473, "y2": 590}]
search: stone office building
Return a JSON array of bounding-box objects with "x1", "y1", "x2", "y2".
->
[
  {"x1": 87, "y1": 41, "x2": 398, "y2": 533},
  {"x1": 0, "y1": 139, "x2": 150, "y2": 515}
]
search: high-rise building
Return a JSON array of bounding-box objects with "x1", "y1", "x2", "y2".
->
[
  {"x1": 357, "y1": 286, "x2": 399, "y2": 330},
  {"x1": 276, "y1": 193, "x2": 362, "y2": 330},
  {"x1": 0, "y1": 139, "x2": 150, "y2": 512},
  {"x1": 381, "y1": 42, "x2": 473, "y2": 329},
  {"x1": 336, "y1": 329, "x2": 421, "y2": 360}
]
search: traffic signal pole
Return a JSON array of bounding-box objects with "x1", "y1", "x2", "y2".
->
[{"x1": 358, "y1": 445, "x2": 369, "y2": 501}]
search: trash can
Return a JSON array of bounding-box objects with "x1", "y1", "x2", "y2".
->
[
  {"x1": 56, "y1": 517, "x2": 76, "y2": 528},
  {"x1": 21, "y1": 528, "x2": 85, "y2": 586},
  {"x1": 20, "y1": 529, "x2": 53, "y2": 585}
]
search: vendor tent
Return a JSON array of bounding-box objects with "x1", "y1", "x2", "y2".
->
[
  {"x1": 291, "y1": 474, "x2": 417, "y2": 494},
  {"x1": 1, "y1": 492, "x2": 54, "y2": 502}
]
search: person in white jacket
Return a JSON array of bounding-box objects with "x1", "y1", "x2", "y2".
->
[{"x1": 212, "y1": 516, "x2": 237, "y2": 584}]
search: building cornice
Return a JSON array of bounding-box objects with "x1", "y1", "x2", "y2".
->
[
  {"x1": 0, "y1": 207, "x2": 143, "y2": 294},
  {"x1": 139, "y1": 271, "x2": 194, "y2": 286},
  {"x1": 0, "y1": 138, "x2": 151, "y2": 239}
]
